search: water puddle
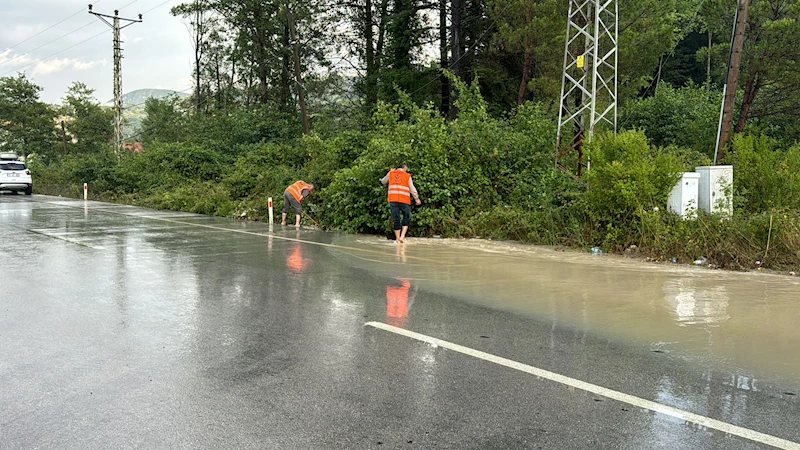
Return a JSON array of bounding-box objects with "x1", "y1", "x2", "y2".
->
[{"x1": 329, "y1": 235, "x2": 800, "y2": 386}]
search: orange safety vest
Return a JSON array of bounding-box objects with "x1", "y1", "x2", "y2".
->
[
  {"x1": 286, "y1": 180, "x2": 312, "y2": 203},
  {"x1": 387, "y1": 170, "x2": 411, "y2": 204}
]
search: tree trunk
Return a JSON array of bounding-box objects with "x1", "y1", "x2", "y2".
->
[
  {"x1": 364, "y1": 0, "x2": 378, "y2": 109},
  {"x1": 449, "y1": 0, "x2": 462, "y2": 119},
  {"x1": 288, "y1": 9, "x2": 309, "y2": 135},
  {"x1": 193, "y1": 8, "x2": 204, "y2": 112},
  {"x1": 450, "y1": 0, "x2": 462, "y2": 79},
  {"x1": 654, "y1": 56, "x2": 664, "y2": 93},
  {"x1": 735, "y1": 70, "x2": 761, "y2": 133},
  {"x1": 439, "y1": 0, "x2": 450, "y2": 116},
  {"x1": 391, "y1": 0, "x2": 414, "y2": 70},
  {"x1": 518, "y1": 50, "x2": 531, "y2": 105},
  {"x1": 215, "y1": 57, "x2": 221, "y2": 109},
  {"x1": 280, "y1": 20, "x2": 293, "y2": 113},
  {"x1": 706, "y1": 29, "x2": 712, "y2": 88}
]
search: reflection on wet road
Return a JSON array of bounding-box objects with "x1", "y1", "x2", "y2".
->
[
  {"x1": 1, "y1": 195, "x2": 798, "y2": 449},
  {"x1": 330, "y1": 234, "x2": 800, "y2": 387}
]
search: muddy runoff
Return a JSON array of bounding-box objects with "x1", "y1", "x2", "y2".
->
[{"x1": 328, "y1": 235, "x2": 800, "y2": 387}]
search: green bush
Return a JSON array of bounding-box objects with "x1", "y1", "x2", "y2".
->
[
  {"x1": 729, "y1": 134, "x2": 800, "y2": 213},
  {"x1": 620, "y1": 83, "x2": 721, "y2": 158},
  {"x1": 29, "y1": 80, "x2": 800, "y2": 272},
  {"x1": 584, "y1": 130, "x2": 683, "y2": 233}
]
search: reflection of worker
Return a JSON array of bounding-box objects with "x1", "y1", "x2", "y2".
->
[
  {"x1": 282, "y1": 180, "x2": 314, "y2": 227},
  {"x1": 287, "y1": 246, "x2": 308, "y2": 273},
  {"x1": 381, "y1": 164, "x2": 421, "y2": 243},
  {"x1": 286, "y1": 231, "x2": 309, "y2": 273},
  {"x1": 395, "y1": 241, "x2": 407, "y2": 263},
  {"x1": 386, "y1": 278, "x2": 416, "y2": 329}
]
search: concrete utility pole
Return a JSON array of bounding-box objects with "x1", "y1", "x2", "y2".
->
[
  {"x1": 714, "y1": 0, "x2": 749, "y2": 164},
  {"x1": 287, "y1": 9, "x2": 309, "y2": 135},
  {"x1": 89, "y1": 4, "x2": 142, "y2": 155},
  {"x1": 555, "y1": 0, "x2": 618, "y2": 176}
]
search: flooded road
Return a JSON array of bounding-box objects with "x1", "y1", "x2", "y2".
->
[
  {"x1": 1, "y1": 195, "x2": 798, "y2": 449},
  {"x1": 330, "y1": 235, "x2": 800, "y2": 388}
]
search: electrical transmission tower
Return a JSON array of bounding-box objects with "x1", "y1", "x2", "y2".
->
[
  {"x1": 89, "y1": 4, "x2": 142, "y2": 155},
  {"x1": 556, "y1": 0, "x2": 618, "y2": 176}
]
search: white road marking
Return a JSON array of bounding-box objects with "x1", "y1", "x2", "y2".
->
[
  {"x1": 27, "y1": 229, "x2": 105, "y2": 250},
  {"x1": 365, "y1": 321, "x2": 800, "y2": 450}
]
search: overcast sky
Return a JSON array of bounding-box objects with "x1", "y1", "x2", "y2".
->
[{"x1": 1, "y1": 0, "x2": 194, "y2": 105}]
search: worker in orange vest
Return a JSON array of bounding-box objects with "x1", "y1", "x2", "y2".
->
[
  {"x1": 380, "y1": 164, "x2": 421, "y2": 243},
  {"x1": 282, "y1": 180, "x2": 314, "y2": 227}
]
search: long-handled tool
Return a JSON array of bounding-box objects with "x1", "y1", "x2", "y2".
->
[{"x1": 302, "y1": 211, "x2": 320, "y2": 228}]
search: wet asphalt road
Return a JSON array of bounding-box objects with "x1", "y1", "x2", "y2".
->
[{"x1": 1, "y1": 195, "x2": 799, "y2": 450}]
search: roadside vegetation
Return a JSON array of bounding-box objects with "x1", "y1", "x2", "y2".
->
[
  {"x1": 2, "y1": 0, "x2": 800, "y2": 272},
  {"x1": 18, "y1": 78, "x2": 800, "y2": 272}
]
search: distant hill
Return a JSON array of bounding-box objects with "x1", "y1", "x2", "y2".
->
[
  {"x1": 106, "y1": 88, "x2": 190, "y2": 108},
  {"x1": 107, "y1": 89, "x2": 190, "y2": 137}
]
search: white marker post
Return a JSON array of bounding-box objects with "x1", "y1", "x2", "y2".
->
[
  {"x1": 268, "y1": 197, "x2": 274, "y2": 224},
  {"x1": 83, "y1": 183, "x2": 88, "y2": 200}
]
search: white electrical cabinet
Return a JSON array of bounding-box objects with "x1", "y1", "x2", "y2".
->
[
  {"x1": 696, "y1": 165, "x2": 733, "y2": 216},
  {"x1": 668, "y1": 172, "x2": 700, "y2": 218}
]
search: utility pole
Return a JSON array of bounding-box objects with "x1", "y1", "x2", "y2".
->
[
  {"x1": 714, "y1": 0, "x2": 749, "y2": 164},
  {"x1": 555, "y1": 0, "x2": 618, "y2": 176},
  {"x1": 89, "y1": 4, "x2": 142, "y2": 155},
  {"x1": 287, "y1": 8, "x2": 309, "y2": 135}
]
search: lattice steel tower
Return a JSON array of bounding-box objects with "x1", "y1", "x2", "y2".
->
[
  {"x1": 89, "y1": 5, "x2": 142, "y2": 155},
  {"x1": 556, "y1": 0, "x2": 618, "y2": 176}
]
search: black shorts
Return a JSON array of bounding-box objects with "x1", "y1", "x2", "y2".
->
[{"x1": 390, "y1": 202, "x2": 411, "y2": 230}]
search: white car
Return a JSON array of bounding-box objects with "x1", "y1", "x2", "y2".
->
[{"x1": 0, "y1": 160, "x2": 33, "y2": 195}]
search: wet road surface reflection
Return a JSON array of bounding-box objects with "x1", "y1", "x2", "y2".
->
[
  {"x1": 330, "y1": 235, "x2": 800, "y2": 387},
  {"x1": 1, "y1": 196, "x2": 798, "y2": 449}
]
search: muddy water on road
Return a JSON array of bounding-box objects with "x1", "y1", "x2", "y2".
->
[{"x1": 329, "y1": 235, "x2": 800, "y2": 387}]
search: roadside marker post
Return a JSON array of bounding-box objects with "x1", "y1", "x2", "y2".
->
[
  {"x1": 268, "y1": 197, "x2": 274, "y2": 224},
  {"x1": 83, "y1": 183, "x2": 88, "y2": 200}
]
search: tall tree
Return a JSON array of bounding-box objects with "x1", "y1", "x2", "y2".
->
[
  {"x1": 171, "y1": 0, "x2": 218, "y2": 112},
  {"x1": 59, "y1": 82, "x2": 114, "y2": 155},
  {"x1": 440, "y1": 0, "x2": 450, "y2": 115},
  {"x1": 703, "y1": 0, "x2": 800, "y2": 136},
  {"x1": 490, "y1": 0, "x2": 562, "y2": 105},
  {"x1": 0, "y1": 74, "x2": 57, "y2": 159},
  {"x1": 621, "y1": 0, "x2": 679, "y2": 98}
]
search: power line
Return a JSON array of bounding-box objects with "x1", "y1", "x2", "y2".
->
[
  {"x1": 0, "y1": 0, "x2": 160, "y2": 70},
  {"x1": 119, "y1": 0, "x2": 142, "y2": 11},
  {"x1": 1, "y1": 28, "x2": 109, "y2": 77},
  {"x1": 1, "y1": 0, "x2": 174, "y2": 77},
  {"x1": 3, "y1": 5, "x2": 91, "y2": 52},
  {"x1": 141, "y1": 0, "x2": 179, "y2": 15},
  {"x1": 89, "y1": 5, "x2": 144, "y2": 155},
  {"x1": 0, "y1": 21, "x2": 101, "y2": 68}
]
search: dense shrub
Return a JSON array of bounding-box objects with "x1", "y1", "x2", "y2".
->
[
  {"x1": 729, "y1": 134, "x2": 800, "y2": 213},
  {"x1": 30, "y1": 79, "x2": 800, "y2": 271},
  {"x1": 620, "y1": 83, "x2": 720, "y2": 158},
  {"x1": 584, "y1": 131, "x2": 683, "y2": 229}
]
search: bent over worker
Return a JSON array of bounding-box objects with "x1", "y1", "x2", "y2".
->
[
  {"x1": 282, "y1": 180, "x2": 314, "y2": 227},
  {"x1": 381, "y1": 164, "x2": 421, "y2": 243}
]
